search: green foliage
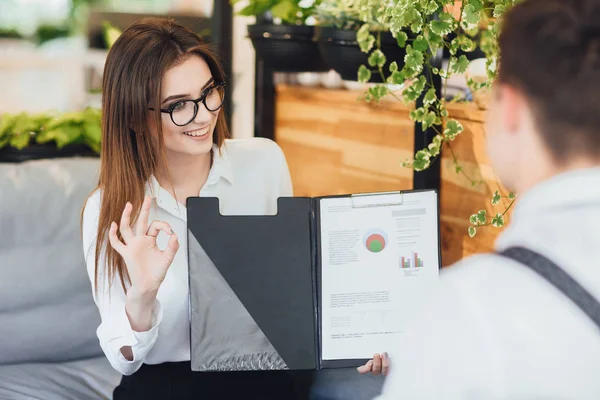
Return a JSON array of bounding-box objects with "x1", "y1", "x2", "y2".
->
[
  {"x1": 314, "y1": 0, "x2": 366, "y2": 30},
  {"x1": 348, "y1": 0, "x2": 519, "y2": 236},
  {"x1": 232, "y1": 0, "x2": 321, "y2": 24},
  {"x1": 0, "y1": 109, "x2": 102, "y2": 153}
]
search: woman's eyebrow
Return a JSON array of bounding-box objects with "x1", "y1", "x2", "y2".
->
[{"x1": 161, "y1": 77, "x2": 215, "y2": 105}]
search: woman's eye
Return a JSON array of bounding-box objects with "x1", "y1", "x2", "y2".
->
[{"x1": 171, "y1": 101, "x2": 186, "y2": 111}]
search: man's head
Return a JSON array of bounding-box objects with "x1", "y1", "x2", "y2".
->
[{"x1": 485, "y1": 0, "x2": 600, "y2": 192}]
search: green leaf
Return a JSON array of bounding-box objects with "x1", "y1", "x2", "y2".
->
[
  {"x1": 358, "y1": 65, "x2": 372, "y2": 83},
  {"x1": 412, "y1": 149, "x2": 431, "y2": 171},
  {"x1": 402, "y1": 75, "x2": 427, "y2": 103},
  {"x1": 11, "y1": 112, "x2": 39, "y2": 135},
  {"x1": 410, "y1": 107, "x2": 427, "y2": 122},
  {"x1": 430, "y1": 19, "x2": 453, "y2": 36},
  {"x1": 0, "y1": 135, "x2": 10, "y2": 149},
  {"x1": 469, "y1": 214, "x2": 478, "y2": 225},
  {"x1": 422, "y1": 111, "x2": 437, "y2": 130},
  {"x1": 458, "y1": 35, "x2": 476, "y2": 52},
  {"x1": 357, "y1": 25, "x2": 376, "y2": 53},
  {"x1": 9, "y1": 132, "x2": 30, "y2": 150},
  {"x1": 428, "y1": 134, "x2": 443, "y2": 157},
  {"x1": 404, "y1": 45, "x2": 424, "y2": 72},
  {"x1": 389, "y1": 61, "x2": 398, "y2": 73},
  {"x1": 413, "y1": 35, "x2": 429, "y2": 52},
  {"x1": 461, "y1": 4, "x2": 481, "y2": 29},
  {"x1": 444, "y1": 119, "x2": 464, "y2": 140},
  {"x1": 423, "y1": 88, "x2": 436, "y2": 106},
  {"x1": 426, "y1": 1, "x2": 439, "y2": 14},
  {"x1": 492, "y1": 213, "x2": 505, "y2": 228},
  {"x1": 271, "y1": 0, "x2": 296, "y2": 22},
  {"x1": 493, "y1": 4, "x2": 506, "y2": 18},
  {"x1": 389, "y1": 70, "x2": 404, "y2": 85},
  {"x1": 477, "y1": 209, "x2": 487, "y2": 224},
  {"x1": 491, "y1": 190, "x2": 501, "y2": 206},
  {"x1": 455, "y1": 163, "x2": 462, "y2": 174},
  {"x1": 0, "y1": 114, "x2": 16, "y2": 137},
  {"x1": 479, "y1": 29, "x2": 496, "y2": 56},
  {"x1": 509, "y1": 192, "x2": 516, "y2": 200},
  {"x1": 400, "y1": 65, "x2": 419, "y2": 80},
  {"x1": 424, "y1": 27, "x2": 444, "y2": 53},
  {"x1": 468, "y1": 225, "x2": 477, "y2": 238},
  {"x1": 396, "y1": 31, "x2": 408, "y2": 48},
  {"x1": 368, "y1": 85, "x2": 389, "y2": 102},
  {"x1": 449, "y1": 55, "x2": 470, "y2": 75},
  {"x1": 83, "y1": 120, "x2": 102, "y2": 149},
  {"x1": 368, "y1": 49, "x2": 387, "y2": 68}
]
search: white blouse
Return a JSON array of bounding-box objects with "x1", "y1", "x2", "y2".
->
[{"x1": 82, "y1": 138, "x2": 293, "y2": 376}]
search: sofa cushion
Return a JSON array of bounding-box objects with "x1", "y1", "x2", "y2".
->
[{"x1": 0, "y1": 157, "x2": 103, "y2": 364}]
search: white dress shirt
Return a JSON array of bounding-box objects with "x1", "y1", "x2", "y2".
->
[
  {"x1": 376, "y1": 167, "x2": 600, "y2": 400},
  {"x1": 82, "y1": 138, "x2": 293, "y2": 376}
]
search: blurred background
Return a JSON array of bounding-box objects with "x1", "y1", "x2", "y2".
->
[{"x1": 0, "y1": 0, "x2": 257, "y2": 139}]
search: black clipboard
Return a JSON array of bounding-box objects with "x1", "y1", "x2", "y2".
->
[{"x1": 187, "y1": 189, "x2": 441, "y2": 371}]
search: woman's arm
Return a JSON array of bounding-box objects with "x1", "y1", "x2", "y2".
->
[{"x1": 82, "y1": 194, "x2": 177, "y2": 375}]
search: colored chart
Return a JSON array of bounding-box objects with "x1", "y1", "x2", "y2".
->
[
  {"x1": 364, "y1": 230, "x2": 387, "y2": 253},
  {"x1": 401, "y1": 252, "x2": 424, "y2": 269}
]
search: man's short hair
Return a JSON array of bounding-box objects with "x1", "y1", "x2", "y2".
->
[{"x1": 498, "y1": 0, "x2": 600, "y2": 161}]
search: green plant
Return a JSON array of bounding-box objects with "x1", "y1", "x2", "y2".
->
[
  {"x1": 347, "y1": 0, "x2": 519, "y2": 236},
  {"x1": 313, "y1": 0, "x2": 368, "y2": 30},
  {"x1": 0, "y1": 108, "x2": 102, "y2": 153},
  {"x1": 231, "y1": 0, "x2": 321, "y2": 24}
]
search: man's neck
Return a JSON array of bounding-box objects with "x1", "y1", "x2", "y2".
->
[{"x1": 157, "y1": 151, "x2": 212, "y2": 204}]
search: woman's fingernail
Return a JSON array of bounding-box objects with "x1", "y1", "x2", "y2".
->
[
  {"x1": 383, "y1": 352, "x2": 388, "y2": 359},
  {"x1": 170, "y1": 229, "x2": 174, "y2": 234}
]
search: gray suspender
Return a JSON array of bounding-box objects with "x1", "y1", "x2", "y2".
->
[{"x1": 499, "y1": 247, "x2": 600, "y2": 331}]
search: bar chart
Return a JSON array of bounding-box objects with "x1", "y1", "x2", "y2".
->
[{"x1": 401, "y1": 252, "x2": 424, "y2": 269}]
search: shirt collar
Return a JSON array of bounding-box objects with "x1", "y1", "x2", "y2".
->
[
  {"x1": 496, "y1": 166, "x2": 600, "y2": 249},
  {"x1": 206, "y1": 142, "x2": 235, "y2": 186},
  {"x1": 511, "y1": 167, "x2": 600, "y2": 218},
  {"x1": 144, "y1": 142, "x2": 235, "y2": 220}
]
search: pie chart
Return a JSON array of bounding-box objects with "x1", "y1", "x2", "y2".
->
[{"x1": 364, "y1": 230, "x2": 387, "y2": 253}]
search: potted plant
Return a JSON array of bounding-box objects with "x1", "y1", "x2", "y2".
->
[
  {"x1": 344, "y1": 0, "x2": 514, "y2": 236},
  {"x1": 232, "y1": 0, "x2": 329, "y2": 72},
  {"x1": 313, "y1": 0, "x2": 413, "y2": 83},
  {"x1": 0, "y1": 108, "x2": 101, "y2": 163}
]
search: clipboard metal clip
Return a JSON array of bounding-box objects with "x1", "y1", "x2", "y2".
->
[{"x1": 350, "y1": 191, "x2": 403, "y2": 209}]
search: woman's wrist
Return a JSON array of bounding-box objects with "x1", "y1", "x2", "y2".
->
[{"x1": 125, "y1": 288, "x2": 158, "y2": 332}]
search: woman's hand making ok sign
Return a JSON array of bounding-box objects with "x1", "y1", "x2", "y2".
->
[{"x1": 108, "y1": 195, "x2": 179, "y2": 296}]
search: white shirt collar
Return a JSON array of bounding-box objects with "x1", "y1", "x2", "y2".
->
[
  {"x1": 145, "y1": 142, "x2": 234, "y2": 220},
  {"x1": 207, "y1": 142, "x2": 235, "y2": 186},
  {"x1": 496, "y1": 166, "x2": 600, "y2": 249},
  {"x1": 511, "y1": 167, "x2": 600, "y2": 218}
]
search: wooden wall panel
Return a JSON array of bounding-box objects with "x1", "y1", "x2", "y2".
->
[
  {"x1": 275, "y1": 85, "x2": 414, "y2": 198},
  {"x1": 440, "y1": 103, "x2": 513, "y2": 265},
  {"x1": 274, "y1": 85, "x2": 513, "y2": 266}
]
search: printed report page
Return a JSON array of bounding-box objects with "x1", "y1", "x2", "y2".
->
[{"x1": 319, "y1": 191, "x2": 440, "y2": 361}]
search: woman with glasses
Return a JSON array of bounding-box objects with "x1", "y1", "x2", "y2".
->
[{"x1": 81, "y1": 18, "x2": 296, "y2": 399}]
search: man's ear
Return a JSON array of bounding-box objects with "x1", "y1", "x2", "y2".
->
[{"x1": 498, "y1": 83, "x2": 525, "y2": 135}]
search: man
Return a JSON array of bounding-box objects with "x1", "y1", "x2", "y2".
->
[{"x1": 363, "y1": 0, "x2": 600, "y2": 398}]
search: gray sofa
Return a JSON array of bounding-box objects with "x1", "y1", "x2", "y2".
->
[{"x1": 0, "y1": 157, "x2": 121, "y2": 400}]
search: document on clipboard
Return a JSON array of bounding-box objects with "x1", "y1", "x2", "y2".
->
[
  {"x1": 186, "y1": 189, "x2": 441, "y2": 371},
  {"x1": 317, "y1": 190, "x2": 440, "y2": 363}
]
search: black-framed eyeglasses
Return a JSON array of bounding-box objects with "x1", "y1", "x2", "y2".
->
[{"x1": 149, "y1": 80, "x2": 227, "y2": 127}]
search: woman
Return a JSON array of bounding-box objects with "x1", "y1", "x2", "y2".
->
[{"x1": 81, "y1": 18, "x2": 302, "y2": 399}]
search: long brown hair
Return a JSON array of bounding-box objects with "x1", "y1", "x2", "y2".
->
[{"x1": 87, "y1": 18, "x2": 230, "y2": 293}]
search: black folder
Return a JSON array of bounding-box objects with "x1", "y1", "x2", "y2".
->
[{"x1": 187, "y1": 190, "x2": 440, "y2": 372}]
